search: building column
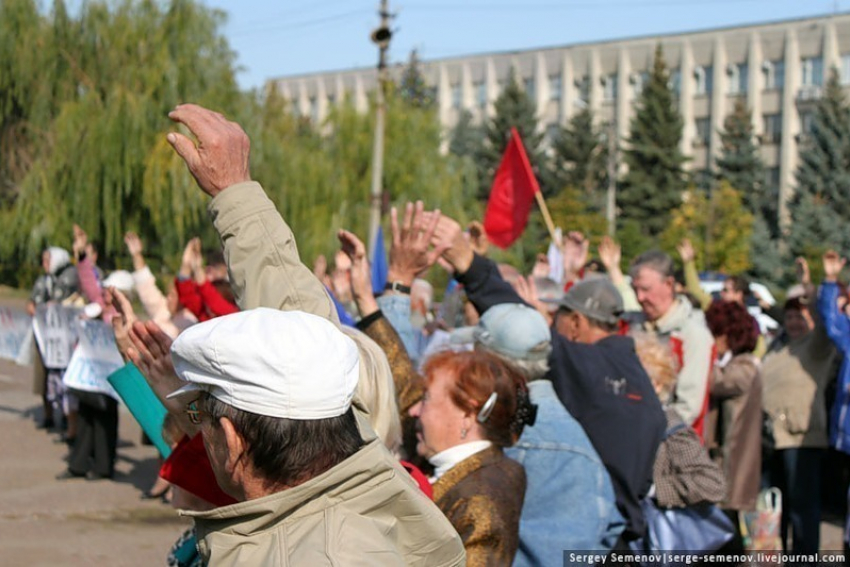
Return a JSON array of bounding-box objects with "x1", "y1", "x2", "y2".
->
[
  {"x1": 709, "y1": 36, "x2": 727, "y2": 166},
  {"x1": 297, "y1": 80, "x2": 310, "y2": 116},
  {"x1": 315, "y1": 78, "x2": 328, "y2": 124},
  {"x1": 616, "y1": 48, "x2": 631, "y2": 142},
  {"x1": 824, "y1": 20, "x2": 840, "y2": 77},
  {"x1": 589, "y1": 49, "x2": 602, "y2": 124},
  {"x1": 535, "y1": 52, "x2": 548, "y2": 130},
  {"x1": 747, "y1": 33, "x2": 764, "y2": 137},
  {"x1": 437, "y1": 63, "x2": 451, "y2": 128},
  {"x1": 680, "y1": 41, "x2": 696, "y2": 165},
  {"x1": 485, "y1": 58, "x2": 498, "y2": 121},
  {"x1": 354, "y1": 74, "x2": 368, "y2": 113},
  {"x1": 561, "y1": 56, "x2": 574, "y2": 123},
  {"x1": 461, "y1": 62, "x2": 474, "y2": 112},
  {"x1": 779, "y1": 28, "x2": 800, "y2": 229}
]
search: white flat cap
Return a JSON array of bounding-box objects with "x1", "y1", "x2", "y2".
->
[{"x1": 168, "y1": 308, "x2": 359, "y2": 420}]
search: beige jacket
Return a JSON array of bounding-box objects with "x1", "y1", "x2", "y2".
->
[
  {"x1": 184, "y1": 412, "x2": 465, "y2": 566},
  {"x1": 207, "y1": 181, "x2": 402, "y2": 452},
  {"x1": 762, "y1": 323, "x2": 837, "y2": 449}
]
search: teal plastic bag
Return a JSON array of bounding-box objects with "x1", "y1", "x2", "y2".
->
[{"x1": 107, "y1": 362, "x2": 171, "y2": 458}]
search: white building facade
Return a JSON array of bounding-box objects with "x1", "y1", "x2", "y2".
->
[{"x1": 269, "y1": 13, "x2": 850, "y2": 226}]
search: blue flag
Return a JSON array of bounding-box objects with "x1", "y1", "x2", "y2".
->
[{"x1": 371, "y1": 225, "x2": 389, "y2": 295}]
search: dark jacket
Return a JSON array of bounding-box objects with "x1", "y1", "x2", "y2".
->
[
  {"x1": 30, "y1": 263, "x2": 79, "y2": 304},
  {"x1": 456, "y1": 254, "x2": 666, "y2": 540}
]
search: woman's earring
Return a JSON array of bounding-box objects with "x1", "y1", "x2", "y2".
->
[{"x1": 460, "y1": 427, "x2": 468, "y2": 440}]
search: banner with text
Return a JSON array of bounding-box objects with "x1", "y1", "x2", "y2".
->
[
  {"x1": 62, "y1": 319, "x2": 123, "y2": 400},
  {"x1": 32, "y1": 303, "x2": 80, "y2": 369},
  {"x1": 0, "y1": 307, "x2": 32, "y2": 362}
]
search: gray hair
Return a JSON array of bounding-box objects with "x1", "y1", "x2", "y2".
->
[{"x1": 629, "y1": 250, "x2": 675, "y2": 280}]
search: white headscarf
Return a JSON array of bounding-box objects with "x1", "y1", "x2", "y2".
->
[{"x1": 46, "y1": 247, "x2": 71, "y2": 275}]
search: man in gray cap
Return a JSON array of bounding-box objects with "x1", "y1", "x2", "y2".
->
[{"x1": 433, "y1": 217, "x2": 665, "y2": 549}]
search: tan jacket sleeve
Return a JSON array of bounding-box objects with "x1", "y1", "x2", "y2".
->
[
  {"x1": 711, "y1": 355, "x2": 758, "y2": 399},
  {"x1": 207, "y1": 181, "x2": 339, "y2": 324},
  {"x1": 614, "y1": 279, "x2": 641, "y2": 312},
  {"x1": 670, "y1": 323, "x2": 715, "y2": 426}
]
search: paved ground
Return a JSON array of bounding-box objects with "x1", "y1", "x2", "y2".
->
[{"x1": 0, "y1": 294, "x2": 189, "y2": 566}]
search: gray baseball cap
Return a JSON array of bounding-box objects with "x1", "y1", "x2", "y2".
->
[{"x1": 549, "y1": 277, "x2": 624, "y2": 325}]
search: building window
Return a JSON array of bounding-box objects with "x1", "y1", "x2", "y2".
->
[
  {"x1": 602, "y1": 74, "x2": 618, "y2": 101},
  {"x1": 475, "y1": 81, "x2": 487, "y2": 109},
  {"x1": 841, "y1": 54, "x2": 850, "y2": 86},
  {"x1": 695, "y1": 65, "x2": 713, "y2": 96},
  {"x1": 309, "y1": 96, "x2": 319, "y2": 123},
  {"x1": 763, "y1": 60, "x2": 785, "y2": 90},
  {"x1": 523, "y1": 77, "x2": 535, "y2": 99},
  {"x1": 801, "y1": 57, "x2": 823, "y2": 87},
  {"x1": 764, "y1": 167, "x2": 780, "y2": 192},
  {"x1": 762, "y1": 113, "x2": 782, "y2": 144},
  {"x1": 327, "y1": 93, "x2": 336, "y2": 106},
  {"x1": 669, "y1": 69, "x2": 681, "y2": 96},
  {"x1": 800, "y1": 110, "x2": 815, "y2": 135},
  {"x1": 633, "y1": 71, "x2": 650, "y2": 96},
  {"x1": 728, "y1": 63, "x2": 748, "y2": 94},
  {"x1": 576, "y1": 77, "x2": 589, "y2": 107},
  {"x1": 451, "y1": 83, "x2": 462, "y2": 109},
  {"x1": 549, "y1": 75, "x2": 562, "y2": 101},
  {"x1": 545, "y1": 122, "x2": 560, "y2": 146},
  {"x1": 695, "y1": 117, "x2": 711, "y2": 147}
]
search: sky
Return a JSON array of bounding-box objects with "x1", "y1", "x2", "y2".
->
[{"x1": 202, "y1": 0, "x2": 848, "y2": 90}]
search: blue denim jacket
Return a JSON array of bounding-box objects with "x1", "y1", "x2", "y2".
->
[
  {"x1": 377, "y1": 293, "x2": 428, "y2": 365},
  {"x1": 507, "y1": 380, "x2": 624, "y2": 567}
]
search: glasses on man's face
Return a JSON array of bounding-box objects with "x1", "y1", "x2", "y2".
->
[{"x1": 185, "y1": 396, "x2": 204, "y2": 425}]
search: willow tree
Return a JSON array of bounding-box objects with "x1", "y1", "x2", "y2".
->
[{"x1": 0, "y1": 0, "x2": 242, "y2": 283}]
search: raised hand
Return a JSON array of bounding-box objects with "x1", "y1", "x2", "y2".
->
[
  {"x1": 337, "y1": 229, "x2": 377, "y2": 317},
  {"x1": 431, "y1": 214, "x2": 474, "y2": 274},
  {"x1": 106, "y1": 287, "x2": 138, "y2": 362},
  {"x1": 466, "y1": 221, "x2": 490, "y2": 257},
  {"x1": 677, "y1": 238, "x2": 696, "y2": 264},
  {"x1": 823, "y1": 250, "x2": 846, "y2": 283},
  {"x1": 72, "y1": 224, "x2": 88, "y2": 261},
  {"x1": 124, "y1": 232, "x2": 145, "y2": 271},
  {"x1": 388, "y1": 201, "x2": 443, "y2": 286},
  {"x1": 179, "y1": 237, "x2": 201, "y2": 278},
  {"x1": 167, "y1": 104, "x2": 251, "y2": 198},
  {"x1": 795, "y1": 256, "x2": 811, "y2": 285}
]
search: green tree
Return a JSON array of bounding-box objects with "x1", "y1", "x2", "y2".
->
[
  {"x1": 716, "y1": 97, "x2": 771, "y2": 227},
  {"x1": 551, "y1": 107, "x2": 607, "y2": 209},
  {"x1": 660, "y1": 182, "x2": 753, "y2": 274},
  {"x1": 788, "y1": 69, "x2": 850, "y2": 263},
  {"x1": 448, "y1": 109, "x2": 481, "y2": 159},
  {"x1": 477, "y1": 68, "x2": 548, "y2": 199},
  {"x1": 397, "y1": 50, "x2": 435, "y2": 109},
  {"x1": 619, "y1": 44, "x2": 687, "y2": 238}
]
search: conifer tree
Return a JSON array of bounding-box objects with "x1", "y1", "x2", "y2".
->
[
  {"x1": 398, "y1": 50, "x2": 435, "y2": 109},
  {"x1": 789, "y1": 70, "x2": 850, "y2": 260},
  {"x1": 551, "y1": 107, "x2": 607, "y2": 207},
  {"x1": 449, "y1": 109, "x2": 481, "y2": 159},
  {"x1": 619, "y1": 44, "x2": 687, "y2": 238},
  {"x1": 477, "y1": 68, "x2": 548, "y2": 199},
  {"x1": 716, "y1": 97, "x2": 771, "y2": 229}
]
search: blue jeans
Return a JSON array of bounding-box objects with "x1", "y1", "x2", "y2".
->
[{"x1": 763, "y1": 447, "x2": 823, "y2": 555}]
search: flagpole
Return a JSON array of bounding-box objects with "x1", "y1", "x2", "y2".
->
[{"x1": 533, "y1": 190, "x2": 559, "y2": 245}]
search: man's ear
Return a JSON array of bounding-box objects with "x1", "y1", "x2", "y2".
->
[{"x1": 220, "y1": 416, "x2": 246, "y2": 476}]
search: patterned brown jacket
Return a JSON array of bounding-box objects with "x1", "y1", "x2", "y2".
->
[{"x1": 359, "y1": 313, "x2": 526, "y2": 566}]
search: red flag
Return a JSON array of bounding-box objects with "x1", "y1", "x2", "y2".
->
[{"x1": 483, "y1": 128, "x2": 541, "y2": 249}]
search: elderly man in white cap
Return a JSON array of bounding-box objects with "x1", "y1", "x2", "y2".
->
[{"x1": 149, "y1": 307, "x2": 464, "y2": 566}]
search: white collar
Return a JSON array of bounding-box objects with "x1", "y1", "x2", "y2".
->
[{"x1": 428, "y1": 441, "x2": 492, "y2": 482}]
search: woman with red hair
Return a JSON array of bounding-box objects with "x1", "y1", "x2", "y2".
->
[
  {"x1": 408, "y1": 349, "x2": 530, "y2": 566},
  {"x1": 704, "y1": 300, "x2": 762, "y2": 541}
]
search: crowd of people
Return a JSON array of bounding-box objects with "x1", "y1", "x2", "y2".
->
[{"x1": 22, "y1": 103, "x2": 850, "y2": 566}]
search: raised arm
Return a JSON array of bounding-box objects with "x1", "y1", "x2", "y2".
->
[
  {"x1": 431, "y1": 214, "x2": 527, "y2": 315},
  {"x1": 166, "y1": 104, "x2": 337, "y2": 322},
  {"x1": 677, "y1": 238, "x2": 712, "y2": 311},
  {"x1": 599, "y1": 235, "x2": 640, "y2": 311},
  {"x1": 818, "y1": 251, "x2": 850, "y2": 354}
]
